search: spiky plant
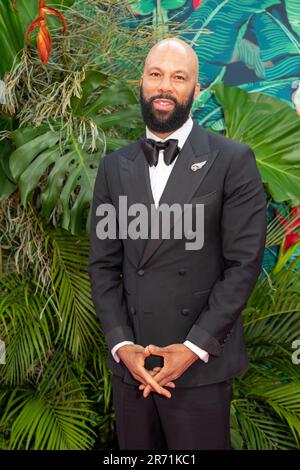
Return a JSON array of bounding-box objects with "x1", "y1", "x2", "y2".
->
[
  {"x1": 0, "y1": 199, "x2": 113, "y2": 449},
  {"x1": 231, "y1": 261, "x2": 300, "y2": 449}
]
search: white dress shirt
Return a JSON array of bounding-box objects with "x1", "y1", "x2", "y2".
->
[{"x1": 111, "y1": 115, "x2": 209, "y2": 364}]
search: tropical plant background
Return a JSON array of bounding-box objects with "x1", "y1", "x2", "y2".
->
[{"x1": 0, "y1": 0, "x2": 300, "y2": 450}]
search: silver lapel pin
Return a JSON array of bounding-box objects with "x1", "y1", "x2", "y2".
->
[{"x1": 191, "y1": 161, "x2": 207, "y2": 172}]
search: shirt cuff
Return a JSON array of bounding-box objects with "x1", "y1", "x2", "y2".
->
[
  {"x1": 111, "y1": 341, "x2": 134, "y2": 363},
  {"x1": 184, "y1": 340, "x2": 209, "y2": 363}
]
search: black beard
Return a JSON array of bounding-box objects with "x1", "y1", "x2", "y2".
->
[{"x1": 139, "y1": 85, "x2": 195, "y2": 133}]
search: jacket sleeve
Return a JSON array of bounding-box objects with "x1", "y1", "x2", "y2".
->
[
  {"x1": 88, "y1": 156, "x2": 135, "y2": 351},
  {"x1": 185, "y1": 146, "x2": 267, "y2": 356}
]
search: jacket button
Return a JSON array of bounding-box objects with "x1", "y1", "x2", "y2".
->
[
  {"x1": 181, "y1": 308, "x2": 190, "y2": 316},
  {"x1": 130, "y1": 307, "x2": 136, "y2": 315},
  {"x1": 137, "y1": 269, "x2": 145, "y2": 276},
  {"x1": 178, "y1": 269, "x2": 186, "y2": 275}
]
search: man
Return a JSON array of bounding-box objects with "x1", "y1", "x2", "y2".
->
[{"x1": 88, "y1": 37, "x2": 267, "y2": 450}]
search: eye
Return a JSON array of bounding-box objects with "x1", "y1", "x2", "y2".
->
[
  {"x1": 150, "y1": 72, "x2": 160, "y2": 77},
  {"x1": 175, "y1": 75, "x2": 185, "y2": 80}
]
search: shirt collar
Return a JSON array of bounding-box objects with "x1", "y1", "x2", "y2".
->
[{"x1": 145, "y1": 116, "x2": 193, "y2": 150}]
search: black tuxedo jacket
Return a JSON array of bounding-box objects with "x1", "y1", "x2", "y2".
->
[{"x1": 88, "y1": 119, "x2": 267, "y2": 387}]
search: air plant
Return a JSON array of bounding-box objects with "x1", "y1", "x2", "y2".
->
[{"x1": 13, "y1": 0, "x2": 67, "y2": 64}]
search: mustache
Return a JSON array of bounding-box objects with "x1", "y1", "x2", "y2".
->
[{"x1": 149, "y1": 94, "x2": 178, "y2": 105}]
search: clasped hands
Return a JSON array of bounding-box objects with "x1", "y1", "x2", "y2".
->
[{"x1": 117, "y1": 343, "x2": 198, "y2": 399}]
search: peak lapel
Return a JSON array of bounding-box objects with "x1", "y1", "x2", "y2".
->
[{"x1": 119, "y1": 142, "x2": 154, "y2": 265}]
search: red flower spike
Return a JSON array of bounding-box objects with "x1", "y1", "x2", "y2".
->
[
  {"x1": 43, "y1": 6, "x2": 67, "y2": 33},
  {"x1": 193, "y1": 0, "x2": 204, "y2": 9},
  {"x1": 13, "y1": 0, "x2": 67, "y2": 65},
  {"x1": 275, "y1": 206, "x2": 300, "y2": 253},
  {"x1": 25, "y1": 17, "x2": 42, "y2": 43},
  {"x1": 36, "y1": 19, "x2": 52, "y2": 65}
]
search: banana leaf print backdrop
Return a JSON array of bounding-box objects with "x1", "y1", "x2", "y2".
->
[
  {"x1": 126, "y1": 0, "x2": 299, "y2": 122},
  {"x1": 126, "y1": 0, "x2": 300, "y2": 273}
]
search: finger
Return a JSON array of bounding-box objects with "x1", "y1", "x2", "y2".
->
[
  {"x1": 142, "y1": 377, "x2": 173, "y2": 398},
  {"x1": 139, "y1": 366, "x2": 174, "y2": 391},
  {"x1": 143, "y1": 384, "x2": 172, "y2": 399},
  {"x1": 139, "y1": 369, "x2": 166, "y2": 396},
  {"x1": 143, "y1": 374, "x2": 171, "y2": 399},
  {"x1": 147, "y1": 344, "x2": 166, "y2": 357},
  {"x1": 143, "y1": 384, "x2": 152, "y2": 397},
  {"x1": 143, "y1": 345, "x2": 152, "y2": 358},
  {"x1": 166, "y1": 381, "x2": 176, "y2": 388},
  {"x1": 147, "y1": 369, "x2": 170, "y2": 387},
  {"x1": 139, "y1": 381, "x2": 175, "y2": 391},
  {"x1": 138, "y1": 368, "x2": 160, "y2": 390}
]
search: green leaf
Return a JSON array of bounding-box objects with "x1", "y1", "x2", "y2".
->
[
  {"x1": 2, "y1": 382, "x2": 96, "y2": 449},
  {"x1": 50, "y1": 230, "x2": 101, "y2": 359},
  {"x1": 93, "y1": 105, "x2": 142, "y2": 130},
  {"x1": 7, "y1": 77, "x2": 142, "y2": 234},
  {"x1": 213, "y1": 83, "x2": 300, "y2": 205},
  {"x1": 127, "y1": 0, "x2": 186, "y2": 15},
  {"x1": 233, "y1": 400, "x2": 297, "y2": 449},
  {"x1": 80, "y1": 84, "x2": 138, "y2": 117},
  {"x1": 285, "y1": 0, "x2": 300, "y2": 37},
  {"x1": 70, "y1": 70, "x2": 109, "y2": 114},
  {"x1": 0, "y1": 276, "x2": 54, "y2": 385},
  {"x1": 0, "y1": 138, "x2": 16, "y2": 200},
  {"x1": 10, "y1": 131, "x2": 60, "y2": 181}
]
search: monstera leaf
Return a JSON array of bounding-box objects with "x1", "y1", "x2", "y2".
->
[
  {"x1": 8, "y1": 71, "x2": 143, "y2": 234},
  {"x1": 212, "y1": 82, "x2": 300, "y2": 205}
]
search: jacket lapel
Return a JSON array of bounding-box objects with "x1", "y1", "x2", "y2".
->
[
  {"x1": 119, "y1": 119, "x2": 220, "y2": 268},
  {"x1": 119, "y1": 139, "x2": 154, "y2": 264}
]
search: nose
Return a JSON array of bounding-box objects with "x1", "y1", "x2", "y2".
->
[{"x1": 157, "y1": 75, "x2": 174, "y2": 94}]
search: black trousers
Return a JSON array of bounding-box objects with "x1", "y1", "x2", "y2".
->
[{"x1": 111, "y1": 375, "x2": 233, "y2": 450}]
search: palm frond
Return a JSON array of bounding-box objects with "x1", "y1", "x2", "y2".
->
[
  {"x1": 0, "y1": 274, "x2": 54, "y2": 385},
  {"x1": 50, "y1": 229, "x2": 102, "y2": 359},
  {"x1": 232, "y1": 399, "x2": 297, "y2": 449}
]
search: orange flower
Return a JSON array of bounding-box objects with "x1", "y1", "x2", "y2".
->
[{"x1": 14, "y1": 0, "x2": 67, "y2": 65}]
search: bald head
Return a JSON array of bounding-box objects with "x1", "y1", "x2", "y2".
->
[
  {"x1": 140, "y1": 37, "x2": 200, "y2": 137},
  {"x1": 144, "y1": 37, "x2": 199, "y2": 83}
]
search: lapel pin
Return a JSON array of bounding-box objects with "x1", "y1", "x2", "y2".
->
[{"x1": 191, "y1": 161, "x2": 207, "y2": 172}]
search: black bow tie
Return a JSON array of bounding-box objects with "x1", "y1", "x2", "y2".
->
[{"x1": 141, "y1": 137, "x2": 180, "y2": 167}]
